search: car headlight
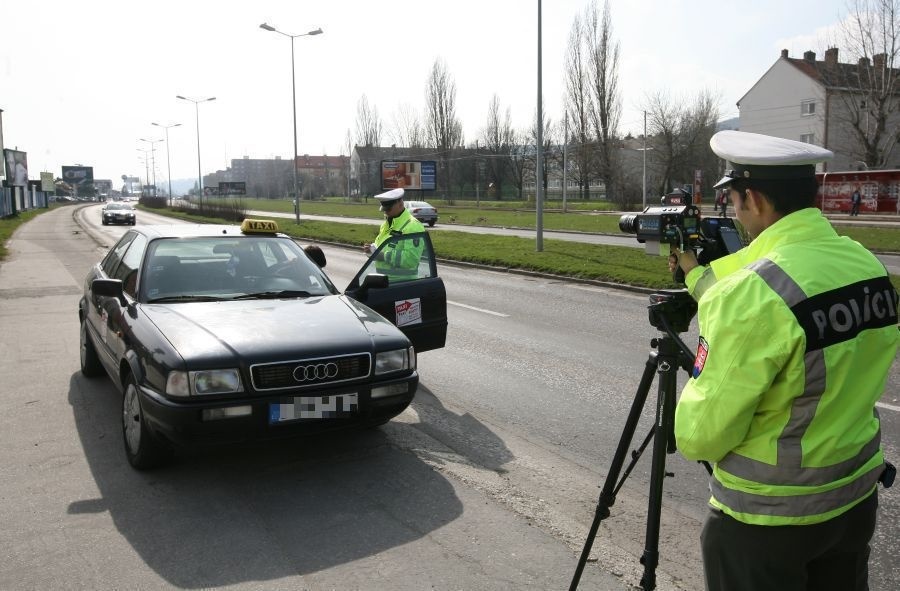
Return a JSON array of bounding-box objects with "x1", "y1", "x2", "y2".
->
[
  {"x1": 374, "y1": 346, "x2": 416, "y2": 376},
  {"x1": 165, "y1": 369, "x2": 244, "y2": 397}
]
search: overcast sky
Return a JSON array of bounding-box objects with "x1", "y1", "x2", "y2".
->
[{"x1": 2, "y1": 0, "x2": 849, "y2": 187}]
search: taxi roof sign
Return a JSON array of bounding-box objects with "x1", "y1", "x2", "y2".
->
[{"x1": 241, "y1": 219, "x2": 280, "y2": 234}]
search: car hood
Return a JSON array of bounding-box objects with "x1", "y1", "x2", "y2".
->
[{"x1": 141, "y1": 295, "x2": 404, "y2": 362}]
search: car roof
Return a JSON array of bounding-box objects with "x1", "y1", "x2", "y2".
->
[
  {"x1": 128, "y1": 224, "x2": 291, "y2": 240},
  {"x1": 406, "y1": 200, "x2": 432, "y2": 207}
]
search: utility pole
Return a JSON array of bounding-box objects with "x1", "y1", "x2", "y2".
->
[
  {"x1": 642, "y1": 110, "x2": 648, "y2": 209},
  {"x1": 535, "y1": 0, "x2": 544, "y2": 252},
  {"x1": 563, "y1": 111, "x2": 568, "y2": 212},
  {"x1": 475, "y1": 140, "x2": 480, "y2": 206}
]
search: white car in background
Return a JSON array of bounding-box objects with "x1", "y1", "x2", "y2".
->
[{"x1": 405, "y1": 200, "x2": 438, "y2": 227}]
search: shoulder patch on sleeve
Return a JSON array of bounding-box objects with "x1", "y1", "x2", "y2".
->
[{"x1": 692, "y1": 336, "x2": 709, "y2": 378}]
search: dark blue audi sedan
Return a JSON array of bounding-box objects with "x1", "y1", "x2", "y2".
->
[{"x1": 78, "y1": 219, "x2": 446, "y2": 469}]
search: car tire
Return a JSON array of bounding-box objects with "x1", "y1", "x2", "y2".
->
[
  {"x1": 80, "y1": 320, "x2": 104, "y2": 377},
  {"x1": 102, "y1": 219, "x2": 108, "y2": 225},
  {"x1": 428, "y1": 221, "x2": 436, "y2": 227},
  {"x1": 122, "y1": 374, "x2": 172, "y2": 470}
]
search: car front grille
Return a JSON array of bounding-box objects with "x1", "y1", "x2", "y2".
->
[{"x1": 250, "y1": 353, "x2": 371, "y2": 391}]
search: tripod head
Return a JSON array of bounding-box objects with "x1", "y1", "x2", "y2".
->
[{"x1": 648, "y1": 289, "x2": 696, "y2": 335}]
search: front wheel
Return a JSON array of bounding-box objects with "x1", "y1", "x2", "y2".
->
[
  {"x1": 122, "y1": 374, "x2": 172, "y2": 470},
  {"x1": 80, "y1": 320, "x2": 104, "y2": 377}
]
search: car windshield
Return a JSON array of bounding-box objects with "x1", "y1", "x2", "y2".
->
[
  {"x1": 105, "y1": 203, "x2": 133, "y2": 210},
  {"x1": 141, "y1": 236, "x2": 337, "y2": 302}
]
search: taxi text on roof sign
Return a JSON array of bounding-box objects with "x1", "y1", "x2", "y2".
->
[{"x1": 241, "y1": 219, "x2": 280, "y2": 234}]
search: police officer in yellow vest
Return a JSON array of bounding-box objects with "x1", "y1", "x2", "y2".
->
[
  {"x1": 363, "y1": 188, "x2": 425, "y2": 281},
  {"x1": 670, "y1": 131, "x2": 898, "y2": 591}
]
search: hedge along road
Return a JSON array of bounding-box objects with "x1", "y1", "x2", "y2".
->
[{"x1": 247, "y1": 208, "x2": 900, "y2": 276}]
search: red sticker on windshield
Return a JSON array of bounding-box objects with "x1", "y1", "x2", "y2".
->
[{"x1": 692, "y1": 337, "x2": 709, "y2": 378}]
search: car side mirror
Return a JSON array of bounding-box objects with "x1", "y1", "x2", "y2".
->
[
  {"x1": 361, "y1": 273, "x2": 389, "y2": 290},
  {"x1": 92, "y1": 278, "x2": 127, "y2": 307},
  {"x1": 352, "y1": 273, "x2": 388, "y2": 300}
]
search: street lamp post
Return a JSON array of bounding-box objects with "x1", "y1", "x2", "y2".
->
[
  {"x1": 136, "y1": 148, "x2": 150, "y2": 193},
  {"x1": 152, "y1": 122, "x2": 182, "y2": 206},
  {"x1": 260, "y1": 22, "x2": 323, "y2": 224},
  {"x1": 139, "y1": 137, "x2": 163, "y2": 195},
  {"x1": 176, "y1": 95, "x2": 216, "y2": 209}
]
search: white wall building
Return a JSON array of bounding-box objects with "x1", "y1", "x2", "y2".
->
[{"x1": 738, "y1": 48, "x2": 900, "y2": 171}]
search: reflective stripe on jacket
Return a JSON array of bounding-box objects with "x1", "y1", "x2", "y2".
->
[{"x1": 675, "y1": 207, "x2": 899, "y2": 525}]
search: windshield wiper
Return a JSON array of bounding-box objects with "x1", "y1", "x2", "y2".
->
[
  {"x1": 231, "y1": 290, "x2": 315, "y2": 300},
  {"x1": 146, "y1": 295, "x2": 226, "y2": 303}
]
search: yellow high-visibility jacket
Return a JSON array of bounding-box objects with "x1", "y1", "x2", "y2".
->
[
  {"x1": 373, "y1": 207, "x2": 425, "y2": 280},
  {"x1": 675, "y1": 208, "x2": 898, "y2": 525}
]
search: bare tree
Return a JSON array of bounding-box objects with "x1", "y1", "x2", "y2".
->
[
  {"x1": 508, "y1": 130, "x2": 530, "y2": 200},
  {"x1": 389, "y1": 103, "x2": 425, "y2": 148},
  {"x1": 355, "y1": 95, "x2": 382, "y2": 147},
  {"x1": 644, "y1": 89, "x2": 720, "y2": 197},
  {"x1": 480, "y1": 94, "x2": 515, "y2": 199},
  {"x1": 564, "y1": 11, "x2": 594, "y2": 199},
  {"x1": 827, "y1": 0, "x2": 900, "y2": 167},
  {"x1": 529, "y1": 105, "x2": 557, "y2": 199},
  {"x1": 425, "y1": 59, "x2": 463, "y2": 197},
  {"x1": 584, "y1": 0, "x2": 621, "y2": 198}
]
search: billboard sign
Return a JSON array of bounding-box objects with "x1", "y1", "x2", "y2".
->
[
  {"x1": 218, "y1": 181, "x2": 246, "y2": 196},
  {"x1": 381, "y1": 160, "x2": 437, "y2": 191},
  {"x1": 62, "y1": 165, "x2": 94, "y2": 186},
  {"x1": 4, "y1": 149, "x2": 28, "y2": 186},
  {"x1": 40, "y1": 172, "x2": 55, "y2": 192}
]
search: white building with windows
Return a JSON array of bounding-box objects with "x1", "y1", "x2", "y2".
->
[{"x1": 737, "y1": 48, "x2": 900, "y2": 171}]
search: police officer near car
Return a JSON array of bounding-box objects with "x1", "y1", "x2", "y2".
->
[
  {"x1": 364, "y1": 188, "x2": 425, "y2": 281},
  {"x1": 669, "y1": 130, "x2": 898, "y2": 591}
]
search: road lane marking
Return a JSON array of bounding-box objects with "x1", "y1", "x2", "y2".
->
[
  {"x1": 447, "y1": 300, "x2": 509, "y2": 317},
  {"x1": 877, "y1": 401, "x2": 900, "y2": 412},
  {"x1": 569, "y1": 284, "x2": 647, "y2": 301}
]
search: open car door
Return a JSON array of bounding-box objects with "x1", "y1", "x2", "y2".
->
[{"x1": 345, "y1": 232, "x2": 447, "y2": 353}]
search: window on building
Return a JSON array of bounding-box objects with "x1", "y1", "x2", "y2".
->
[
  {"x1": 800, "y1": 133, "x2": 815, "y2": 144},
  {"x1": 801, "y1": 100, "x2": 816, "y2": 116}
]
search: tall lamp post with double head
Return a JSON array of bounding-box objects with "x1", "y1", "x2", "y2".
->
[
  {"x1": 136, "y1": 148, "x2": 150, "y2": 195},
  {"x1": 176, "y1": 95, "x2": 216, "y2": 209},
  {"x1": 259, "y1": 22, "x2": 323, "y2": 224},
  {"x1": 152, "y1": 122, "x2": 182, "y2": 205},
  {"x1": 139, "y1": 137, "x2": 163, "y2": 196}
]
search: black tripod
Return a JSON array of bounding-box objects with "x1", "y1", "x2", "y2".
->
[{"x1": 570, "y1": 290, "x2": 701, "y2": 591}]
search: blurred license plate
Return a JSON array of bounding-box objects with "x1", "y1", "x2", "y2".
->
[{"x1": 268, "y1": 393, "x2": 358, "y2": 423}]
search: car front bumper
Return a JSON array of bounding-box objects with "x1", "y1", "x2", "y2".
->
[
  {"x1": 137, "y1": 373, "x2": 418, "y2": 447},
  {"x1": 103, "y1": 215, "x2": 135, "y2": 224}
]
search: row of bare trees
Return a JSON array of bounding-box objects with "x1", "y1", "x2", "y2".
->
[
  {"x1": 352, "y1": 0, "x2": 900, "y2": 203},
  {"x1": 350, "y1": 0, "x2": 721, "y2": 204}
]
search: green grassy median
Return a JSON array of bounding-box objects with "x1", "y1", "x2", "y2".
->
[{"x1": 150, "y1": 205, "x2": 900, "y2": 292}]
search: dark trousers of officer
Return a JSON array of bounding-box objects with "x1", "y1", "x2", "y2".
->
[{"x1": 701, "y1": 491, "x2": 877, "y2": 591}]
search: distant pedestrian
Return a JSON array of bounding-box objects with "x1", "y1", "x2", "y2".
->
[
  {"x1": 719, "y1": 191, "x2": 728, "y2": 217},
  {"x1": 851, "y1": 188, "x2": 862, "y2": 216}
]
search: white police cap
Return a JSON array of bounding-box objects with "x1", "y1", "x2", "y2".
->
[
  {"x1": 374, "y1": 188, "x2": 405, "y2": 202},
  {"x1": 711, "y1": 130, "x2": 833, "y2": 189}
]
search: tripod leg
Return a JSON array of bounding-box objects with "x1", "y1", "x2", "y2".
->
[
  {"x1": 640, "y1": 337, "x2": 681, "y2": 591},
  {"x1": 570, "y1": 350, "x2": 659, "y2": 591}
]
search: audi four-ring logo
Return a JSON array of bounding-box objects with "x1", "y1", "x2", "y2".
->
[{"x1": 293, "y1": 362, "x2": 339, "y2": 382}]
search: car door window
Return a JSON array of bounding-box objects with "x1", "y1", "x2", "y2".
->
[
  {"x1": 101, "y1": 231, "x2": 136, "y2": 276},
  {"x1": 359, "y1": 232, "x2": 436, "y2": 284},
  {"x1": 114, "y1": 234, "x2": 147, "y2": 298}
]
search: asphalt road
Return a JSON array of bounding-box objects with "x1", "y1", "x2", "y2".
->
[{"x1": 1, "y1": 204, "x2": 897, "y2": 591}]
